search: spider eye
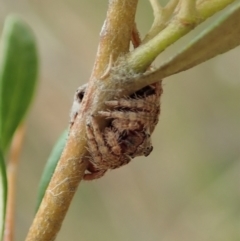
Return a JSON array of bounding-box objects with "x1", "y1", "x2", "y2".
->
[
  {"x1": 144, "y1": 146, "x2": 153, "y2": 156},
  {"x1": 77, "y1": 91, "x2": 85, "y2": 102}
]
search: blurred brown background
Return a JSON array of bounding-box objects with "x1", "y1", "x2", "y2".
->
[{"x1": 1, "y1": 0, "x2": 240, "y2": 240}]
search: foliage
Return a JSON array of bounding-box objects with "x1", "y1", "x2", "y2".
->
[
  {"x1": 0, "y1": 15, "x2": 38, "y2": 153},
  {"x1": 0, "y1": 15, "x2": 38, "y2": 241}
]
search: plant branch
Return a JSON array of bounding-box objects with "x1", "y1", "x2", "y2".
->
[
  {"x1": 126, "y1": 0, "x2": 236, "y2": 73},
  {"x1": 142, "y1": 0, "x2": 179, "y2": 43},
  {"x1": 197, "y1": 0, "x2": 236, "y2": 18},
  {"x1": 127, "y1": 0, "x2": 240, "y2": 91},
  {"x1": 4, "y1": 124, "x2": 25, "y2": 241},
  {"x1": 25, "y1": 1, "x2": 138, "y2": 241},
  {"x1": 25, "y1": 0, "x2": 237, "y2": 240}
]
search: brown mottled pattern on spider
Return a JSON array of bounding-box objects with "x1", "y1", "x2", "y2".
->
[
  {"x1": 70, "y1": 80, "x2": 162, "y2": 180},
  {"x1": 104, "y1": 127, "x2": 122, "y2": 155},
  {"x1": 111, "y1": 119, "x2": 142, "y2": 133},
  {"x1": 120, "y1": 130, "x2": 153, "y2": 158},
  {"x1": 85, "y1": 117, "x2": 131, "y2": 180}
]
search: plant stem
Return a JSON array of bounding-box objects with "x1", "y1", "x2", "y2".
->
[
  {"x1": 25, "y1": 1, "x2": 138, "y2": 241},
  {"x1": 143, "y1": 0, "x2": 179, "y2": 43},
  {"x1": 126, "y1": 0, "x2": 236, "y2": 73},
  {"x1": 198, "y1": 0, "x2": 236, "y2": 18},
  {"x1": 25, "y1": 0, "x2": 237, "y2": 240},
  {"x1": 4, "y1": 124, "x2": 25, "y2": 241}
]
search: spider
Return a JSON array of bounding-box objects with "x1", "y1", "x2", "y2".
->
[
  {"x1": 99, "y1": 82, "x2": 162, "y2": 157},
  {"x1": 70, "y1": 81, "x2": 162, "y2": 180},
  {"x1": 100, "y1": 81, "x2": 162, "y2": 134},
  {"x1": 83, "y1": 117, "x2": 154, "y2": 180},
  {"x1": 84, "y1": 118, "x2": 131, "y2": 180}
]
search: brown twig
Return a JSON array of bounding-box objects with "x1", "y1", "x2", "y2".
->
[
  {"x1": 25, "y1": 1, "x2": 138, "y2": 241},
  {"x1": 4, "y1": 124, "x2": 26, "y2": 241}
]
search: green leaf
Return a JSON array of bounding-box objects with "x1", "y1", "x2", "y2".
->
[
  {"x1": 160, "y1": 1, "x2": 240, "y2": 76},
  {"x1": 36, "y1": 130, "x2": 68, "y2": 211},
  {"x1": 0, "y1": 15, "x2": 38, "y2": 153},
  {"x1": 141, "y1": 2, "x2": 240, "y2": 82},
  {"x1": 0, "y1": 148, "x2": 7, "y2": 241}
]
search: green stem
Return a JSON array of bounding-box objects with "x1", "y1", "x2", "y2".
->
[
  {"x1": 198, "y1": 0, "x2": 236, "y2": 18},
  {"x1": 126, "y1": 0, "x2": 236, "y2": 73},
  {"x1": 127, "y1": 17, "x2": 197, "y2": 72}
]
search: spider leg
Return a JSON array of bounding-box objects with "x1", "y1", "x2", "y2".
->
[
  {"x1": 83, "y1": 148, "x2": 107, "y2": 181},
  {"x1": 83, "y1": 166, "x2": 107, "y2": 181},
  {"x1": 86, "y1": 120, "x2": 108, "y2": 170},
  {"x1": 88, "y1": 117, "x2": 131, "y2": 170},
  {"x1": 111, "y1": 154, "x2": 131, "y2": 169},
  {"x1": 99, "y1": 110, "x2": 156, "y2": 127},
  {"x1": 105, "y1": 98, "x2": 157, "y2": 112},
  {"x1": 104, "y1": 127, "x2": 122, "y2": 155},
  {"x1": 112, "y1": 119, "x2": 142, "y2": 132},
  {"x1": 104, "y1": 128, "x2": 135, "y2": 167}
]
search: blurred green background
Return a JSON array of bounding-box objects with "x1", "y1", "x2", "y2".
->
[{"x1": 1, "y1": 0, "x2": 240, "y2": 240}]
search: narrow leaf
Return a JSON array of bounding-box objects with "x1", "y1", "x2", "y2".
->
[
  {"x1": 0, "y1": 149, "x2": 7, "y2": 241},
  {"x1": 159, "y1": 1, "x2": 240, "y2": 76},
  {"x1": 138, "y1": 2, "x2": 240, "y2": 85},
  {"x1": 36, "y1": 130, "x2": 68, "y2": 211},
  {"x1": 0, "y1": 15, "x2": 38, "y2": 153}
]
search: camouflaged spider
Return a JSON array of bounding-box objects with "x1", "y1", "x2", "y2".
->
[
  {"x1": 100, "y1": 81, "x2": 162, "y2": 134},
  {"x1": 70, "y1": 81, "x2": 162, "y2": 180}
]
